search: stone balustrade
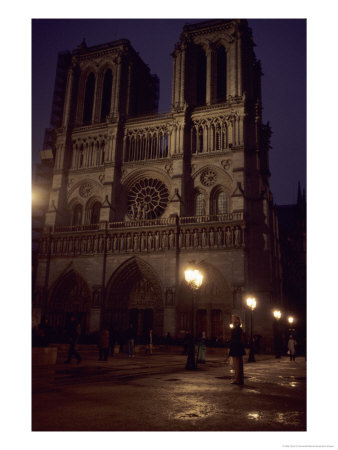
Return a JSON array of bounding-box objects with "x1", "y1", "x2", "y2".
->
[{"x1": 39, "y1": 214, "x2": 245, "y2": 257}]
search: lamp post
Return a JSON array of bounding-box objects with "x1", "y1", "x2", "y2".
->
[
  {"x1": 246, "y1": 297, "x2": 256, "y2": 362},
  {"x1": 273, "y1": 310, "x2": 282, "y2": 358},
  {"x1": 184, "y1": 267, "x2": 203, "y2": 370},
  {"x1": 288, "y1": 316, "x2": 295, "y2": 332}
]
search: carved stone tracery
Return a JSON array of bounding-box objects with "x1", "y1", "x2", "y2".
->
[
  {"x1": 200, "y1": 169, "x2": 217, "y2": 186},
  {"x1": 127, "y1": 178, "x2": 169, "y2": 220}
]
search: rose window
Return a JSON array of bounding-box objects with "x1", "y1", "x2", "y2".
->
[
  {"x1": 128, "y1": 178, "x2": 169, "y2": 220},
  {"x1": 200, "y1": 169, "x2": 217, "y2": 187},
  {"x1": 79, "y1": 182, "x2": 93, "y2": 198}
]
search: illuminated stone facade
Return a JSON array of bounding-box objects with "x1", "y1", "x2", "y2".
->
[{"x1": 34, "y1": 20, "x2": 282, "y2": 350}]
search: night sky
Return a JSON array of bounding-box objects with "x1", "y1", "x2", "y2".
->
[{"x1": 32, "y1": 18, "x2": 306, "y2": 206}]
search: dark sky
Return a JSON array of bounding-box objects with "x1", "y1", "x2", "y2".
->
[{"x1": 32, "y1": 19, "x2": 306, "y2": 205}]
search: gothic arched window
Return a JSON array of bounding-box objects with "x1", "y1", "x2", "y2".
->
[
  {"x1": 191, "y1": 127, "x2": 197, "y2": 154},
  {"x1": 195, "y1": 193, "x2": 206, "y2": 216},
  {"x1": 78, "y1": 145, "x2": 84, "y2": 168},
  {"x1": 90, "y1": 202, "x2": 101, "y2": 224},
  {"x1": 198, "y1": 127, "x2": 204, "y2": 153},
  {"x1": 83, "y1": 72, "x2": 96, "y2": 125},
  {"x1": 216, "y1": 47, "x2": 227, "y2": 102},
  {"x1": 196, "y1": 47, "x2": 206, "y2": 105},
  {"x1": 216, "y1": 191, "x2": 228, "y2": 214},
  {"x1": 72, "y1": 204, "x2": 83, "y2": 226},
  {"x1": 100, "y1": 69, "x2": 113, "y2": 122},
  {"x1": 211, "y1": 189, "x2": 228, "y2": 215}
]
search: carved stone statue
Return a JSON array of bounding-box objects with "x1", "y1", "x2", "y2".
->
[
  {"x1": 179, "y1": 231, "x2": 183, "y2": 248},
  {"x1": 134, "y1": 233, "x2": 140, "y2": 251},
  {"x1": 155, "y1": 232, "x2": 160, "y2": 249},
  {"x1": 217, "y1": 228, "x2": 223, "y2": 247},
  {"x1": 226, "y1": 227, "x2": 232, "y2": 246},
  {"x1": 141, "y1": 233, "x2": 147, "y2": 251},
  {"x1": 127, "y1": 234, "x2": 132, "y2": 251},
  {"x1": 148, "y1": 232, "x2": 153, "y2": 250},
  {"x1": 193, "y1": 229, "x2": 199, "y2": 248},
  {"x1": 120, "y1": 234, "x2": 125, "y2": 251},
  {"x1": 209, "y1": 228, "x2": 215, "y2": 247},
  {"x1": 234, "y1": 227, "x2": 241, "y2": 246},
  {"x1": 113, "y1": 235, "x2": 118, "y2": 252},
  {"x1": 202, "y1": 229, "x2": 208, "y2": 248},
  {"x1": 185, "y1": 230, "x2": 191, "y2": 248},
  {"x1": 169, "y1": 230, "x2": 175, "y2": 249},
  {"x1": 162, "y1": 231, "x2": 168, "y2": 249}
]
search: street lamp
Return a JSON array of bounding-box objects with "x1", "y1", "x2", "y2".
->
[
  {"x1": 184, "y1": 267, "x2": 203, "y2": 370},
  {"x1": 288, "y1": 315, "x2": 295, "y2": 333},
  {"x1": 273, "y1": 310, "x2": 282, "y2": 358},
  {"x1": 246, "y1": 297, "x2": 256, "y2": 362}
]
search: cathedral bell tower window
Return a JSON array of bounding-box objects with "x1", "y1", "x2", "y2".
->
[
  {"x1": 216, "y1": 46, "x2": 227, "y2": 102},
  {"x1": 196, "y1": 47, "x2": 206, "y2": 106},
  {"x1": 83, "y1": 72, "x2": 96, "y2": 125},
  {"x1": 100, "y1": 69, "x2": 112, "y2": 122}
]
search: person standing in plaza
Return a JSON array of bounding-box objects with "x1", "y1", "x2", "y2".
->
[
  {"x1": 288, "y1": 334, "x2": 297, "y2": 361},
  {"x1": 126, "y1": 323, "x2": 136, "y2": 357},
  {"x1": 98, "y1": 327, "x2": 110, "y2": 361},
  {"x1": 64, "y1": 315, "x2": 82, "y2": 364},
  {"x1": 197, "y1": 331, "x2": 207, "y2": 363},
  {"x1": 145, "y1": 329, "x2": 153, "y2": 355},
  {"x1": 229, "y1": 315, "x2": 245, "y2": 385}
]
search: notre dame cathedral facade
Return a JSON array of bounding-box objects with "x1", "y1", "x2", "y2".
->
[{"x1": 33, "y1": 19, "x2": 282, "y2": 350}]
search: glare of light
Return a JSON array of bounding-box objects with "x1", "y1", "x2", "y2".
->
[
  {"x1": 184, "y1": 268, "x2": 203, "y2": 290},
  {"x1": 248, "y1": 412, "x2": 260, "y2": 420},
  {"x1": 229, "y1": 323, "x2": 234, "y2": 329},
  {"x1": 246, "y1": 297, "x2": 256, "y2": 310},
  {"x1": 288, "y1": 316, "x2": 294, "y2": 324},
  {"x1": 273, "y1": 310, "x2": 281, "y2": 319}
]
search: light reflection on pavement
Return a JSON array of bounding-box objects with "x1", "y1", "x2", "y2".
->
[{"x1": 32, "y1": 351, "x2": 306, "y2": 431}]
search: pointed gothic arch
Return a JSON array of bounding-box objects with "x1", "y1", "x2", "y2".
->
[
  {"x1": 48, "y1": 270, "x2": 91, "y2": 332},
  {"x1": 104, "y1": 257, "x2": 164, "y2": 336}
]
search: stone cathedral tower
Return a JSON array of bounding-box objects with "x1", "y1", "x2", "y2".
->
[{"x1": 34, "y1": 20, "x2": 282, "y2": 350}]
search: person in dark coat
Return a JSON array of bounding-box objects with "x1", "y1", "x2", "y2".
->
[
  {"x1": 229, "y1": 315, "x2": 245, "y2": 384},
  {"x1": 288, "y1": 334, "x2": 297, "y2": 361},
  {"x1": 98, "y1": 327, "x2": 110, "y2": 361},
  {"x1": 38, "y1": 318, "x2": 51, "y2": 347},
  {"x1": 145, "y1": 329, "x2": 153, "y2": 355},
  {"x1": 64, "y1": 316, "x2": 82, "y2": 364}
]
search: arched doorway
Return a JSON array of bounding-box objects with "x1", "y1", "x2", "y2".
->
[
  {"x1": 104, "y1": 257, "x2": 163, "y2": 339},
  {"x1": 48, "y1": 271, "x2": 91, "y2": 335}
]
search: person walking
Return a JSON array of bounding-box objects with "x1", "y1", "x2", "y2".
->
[
  {"x1": 229, "y1": 315, "x2": 245, "y2": 385},
  {"x1": 197, "y1": 331, "x2": 207, "y2": 363},
  {"x1": 64, "y1": 316, "x2": 82, "y2": 364},
  {"x1": 288, "y1": 334, "x2": 297, "y2": 361},
  {"x1": 145, "y1": 329, "x2": 153, "y2": 355},
  {"x1": 98, "y1": 327, "x2": 110, "y2": 361},
  {"x1": 126, "y1": 324, "x2": 136, "y2": 357}
]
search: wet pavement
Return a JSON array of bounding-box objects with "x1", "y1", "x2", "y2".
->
[{"x1": 32, "y1": 348, "x2": 306, "y2": 431}]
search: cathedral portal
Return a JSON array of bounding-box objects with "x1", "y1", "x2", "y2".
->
[{"x1": 104, "y1": 257, "x2": 164, "y2": 337}]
